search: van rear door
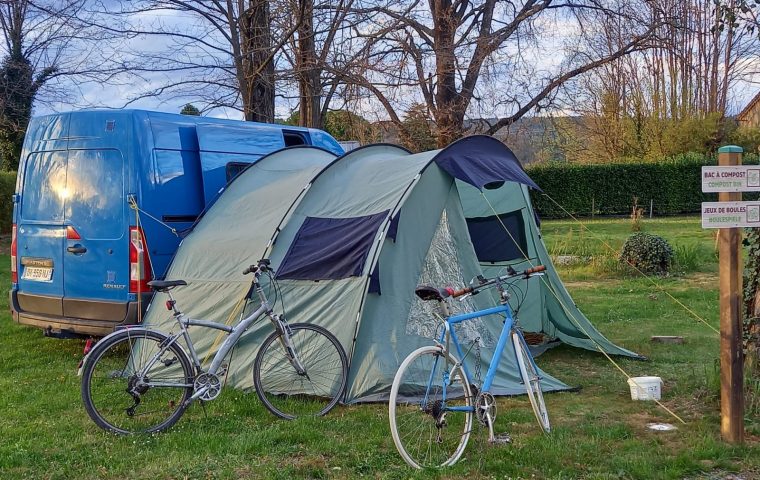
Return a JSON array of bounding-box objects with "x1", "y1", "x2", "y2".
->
[
  {"x1": 62, "y1": 149, "x2": 128, "y2": 320},
  {"x1": 16, "y1": 151, "x2": 68, "y2": 316}
]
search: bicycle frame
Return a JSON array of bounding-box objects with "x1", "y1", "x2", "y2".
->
[
  {"x1": 432, "y1": 302, "x2": 542, "y2": 411},
  {"x1": 134, "y1": 276, "x2": 278, "y2": 397}
]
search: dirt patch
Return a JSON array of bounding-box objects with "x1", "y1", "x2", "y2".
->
[
  {"x1": 564, "y1": 280, "x2": 622, "y2": 289},
  {"x1": 686, "y1": 470, "x2": 760, "y2": 480}
]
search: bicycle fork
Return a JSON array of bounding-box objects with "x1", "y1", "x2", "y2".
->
[{"x1": 271, "y1": 314, "x2": 308, "y2": 377}]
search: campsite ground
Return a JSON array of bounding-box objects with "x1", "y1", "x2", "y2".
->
[{"x1": 1, "y1": 216, "x2": 758, "y2": 479}]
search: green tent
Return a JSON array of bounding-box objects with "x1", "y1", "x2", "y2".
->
[
  {"x1": 457, "y1": 181, "x2": 641, "y2": 357},
  {"x1": 142, "y1": 136, "x2": 638, "y2": 402}
]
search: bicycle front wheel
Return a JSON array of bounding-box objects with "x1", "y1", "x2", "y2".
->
[
  {"x1": 253, "y1": 323, "x2": 348, "y2": 420},
  {"x1": 512, "y1": 331, "x2": 551, "y2": 433},
  {"x1": 389, "y1": 346, "x2": 474, "y2": 469},
  {"x1": 81, "y1": 329, "x2": 194, "y2": 435}
]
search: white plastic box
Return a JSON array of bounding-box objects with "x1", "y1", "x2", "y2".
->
[{"x1": 627, "y1": 376, "x2": 662, "y2": 401}]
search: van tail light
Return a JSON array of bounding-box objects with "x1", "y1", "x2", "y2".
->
[
  {"x1": 66, "y1": 225, "x2": 81, "y2": 240},
  {"x1": 11, "y1": 224, "x2": 17, "y2": 283},
  {"x1": 129, "y1": 226, "x2": 153, "y2": 293}
]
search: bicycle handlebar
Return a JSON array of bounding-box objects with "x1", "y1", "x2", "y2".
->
[
  {"x1": 447, "y1": 286, "x2": 474, "y2": 298},
  {"x1": 524, "y1": 265, "x2": 546, "y2": 275},
  {"x1": 243, "y1": 259, "x2": 273, "y2": 276},
  {"x1": 446, "y1": 265, "x2": 546, "y2": 297}
]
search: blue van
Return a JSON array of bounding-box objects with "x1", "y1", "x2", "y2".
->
[{"x1": 10, "y1": 109, "x2": 343, "y2": 337}]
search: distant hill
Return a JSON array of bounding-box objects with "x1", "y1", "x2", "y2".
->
[{"x1": 372, "y1": 116, "x2": 580, "y2": 164}]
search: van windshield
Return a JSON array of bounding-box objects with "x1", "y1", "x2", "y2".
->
[{"x1": 21, "y1": 151, "x2": 67, "y2": 222}]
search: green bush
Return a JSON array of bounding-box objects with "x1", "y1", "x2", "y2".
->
[
  {"x1": 526, "y1": 153, "x2": 760, "y2": 218},
  {"x1": 619, "y1": 232, "x2": 674, "y2": 275},
  {"x1": 0, "y1": 171, "x2": 16, "y2": 233},
  {"x1": 526, "y1": 156, "x2": 717, "y2": 218}
]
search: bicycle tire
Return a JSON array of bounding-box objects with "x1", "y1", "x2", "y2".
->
[
  {"x1": 512, "y1": 331, "x2": 551, "y2": 433},
  {"x1": 81, "y1": 329, "x2": 194, "y2": 435},
  {"x1": 388, "y1": 345, "x2": 474, "y2": 469},
  {"x1": 253, "y1": 323, "x2": 348, "y2": 420}
]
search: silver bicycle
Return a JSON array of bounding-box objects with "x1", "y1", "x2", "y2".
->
[{"x1": 80, "y1": 259, "x2": 348, "y2": 434}]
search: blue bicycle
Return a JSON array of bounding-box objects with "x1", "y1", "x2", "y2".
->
[{"x1": 388, "y1": 265, "x2": 550, "y2": 469}]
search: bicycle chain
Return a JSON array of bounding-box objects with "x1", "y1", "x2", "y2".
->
[{"x1": 474, "y1": 339, "x2": 482, "y2": 388}]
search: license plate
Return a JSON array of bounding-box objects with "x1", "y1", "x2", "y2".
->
[{"x1": 22, "y1": 266, "x2": 53, "y2": 282}]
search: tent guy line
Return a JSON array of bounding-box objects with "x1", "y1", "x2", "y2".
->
[
  {"x1": 540, "y1": 193, "x2": 720, "y2": 336},
  {"x1": 479, "y1": 192, "x2": 688, "y2": 425}
]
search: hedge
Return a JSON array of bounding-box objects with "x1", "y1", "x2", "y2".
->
[
  {"x1": 0, "y1": 172, "x2": 15, "y2": 233},
  {"x1": 525, "y1": 156, "x2": 731, "y2": 218}
]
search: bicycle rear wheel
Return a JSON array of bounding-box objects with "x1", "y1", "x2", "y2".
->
[
  {"x1": 388, "y1": 346, "x2": 474, "y2": 469},
  {"x1": 512, "y1": 330, "x2": 551, "y2": 433},
  {"x1": 81, "y1": 329, "x2": 194, "y2": 434},
  {"x1": 253, "y1": 323, "x2": 348, "y2": 420}
]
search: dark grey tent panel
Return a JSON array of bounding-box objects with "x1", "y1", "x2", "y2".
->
[
  {"x1": 466, "y1": 211, "x2": 528, "y2": 263},
  {"x1": 277, "y1": 212, "x2": 388, "y2": 280},
  {"x1": 433, "y1": 135, "x2": 540, "y2": 190}
]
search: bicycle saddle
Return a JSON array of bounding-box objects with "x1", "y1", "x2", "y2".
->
[
  {"x1": 147, "y1": 280, "x2": 187, "y2": 292},
  {"x1": 414, "y1": 285, "x2": 445, "y2": 301}
]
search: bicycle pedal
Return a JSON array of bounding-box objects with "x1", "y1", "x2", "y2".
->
[{"x1": 489, "y1": 433, "x2": 512, "y2": 445}]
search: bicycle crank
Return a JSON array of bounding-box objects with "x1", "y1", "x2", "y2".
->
[{"x1": 193, "y1": 373, "x2": 222, "y2": 401}]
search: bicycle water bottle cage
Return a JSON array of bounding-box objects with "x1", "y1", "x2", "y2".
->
[{"x1": 414, "y1": 285, "x2": 448, "y2": 301}]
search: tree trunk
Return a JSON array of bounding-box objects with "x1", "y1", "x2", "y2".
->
[
  {"x1": 431, "y1": 0, "x2": 462, "y2": 148},
  {"x1": 708, "y1": 4, "x2": 721, "y2": 113},
  {"x1": 297, "y1": 0, "x2": 322, "y2": 128},
  {"x1": 241, "y1": 0, "x2": 275, "y2": 122},
  {"x1": 719, "y1": 0, "x2": 735, "y2": 115}
]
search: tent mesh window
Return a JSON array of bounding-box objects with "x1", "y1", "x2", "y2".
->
[
  {"x1": 406, "y1": 210, "x2": 495, "y2": 348},
  {"x1": 277, "y1": 211, "x2": 388, "y2": 280},
  {"x1": 466, "y1": 210, "x2": 527, "y2": 263}
]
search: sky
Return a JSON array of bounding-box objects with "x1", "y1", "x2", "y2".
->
[{"x1": 29, "y1": 5, "x2": 760, "y2": 122}]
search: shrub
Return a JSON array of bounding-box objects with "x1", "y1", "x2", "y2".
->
[
  {"x1": 619, "y1": 232, "x2": 674, "y2": 275},
  {"x1": 0, "y1": 171, "x2": 16, "y2": 233},
  {"x1": 526, "y1": 153, "x2": 760, "y2": 219}
]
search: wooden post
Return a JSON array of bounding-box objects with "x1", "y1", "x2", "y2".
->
[{"x1": 718, "y1": 145, "x2": 744, "y2": 444}]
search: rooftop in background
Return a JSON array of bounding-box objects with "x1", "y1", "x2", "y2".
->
[{"x1": 738, "y1": 91, "x2": 760, "y2": 128}]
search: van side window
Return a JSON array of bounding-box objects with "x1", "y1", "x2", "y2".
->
[
  {"x1": 283, "y1": 130, "x2": 308, "y2": 147},
  {"x1": 226, "y1": 162, "x2": 251, "y2": 182}
]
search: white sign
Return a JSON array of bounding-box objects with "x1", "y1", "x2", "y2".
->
[
  {"x1": 702, "y1": 201, "x2": 760, "y2": 228},
  {"x1": 702, "y1": 166, "x2": 760, "y2": 192}
]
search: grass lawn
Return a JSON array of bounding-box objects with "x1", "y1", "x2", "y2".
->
[{"x1": 1, "y1": 216, "x2": 758, "y2": 479}]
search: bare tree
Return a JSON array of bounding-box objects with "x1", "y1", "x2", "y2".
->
[
  {"x1": 94, "y1": 0, "x2": 311, "y2": 122},
  {"x1": 342, "y1": 0, "x2": 662, "y2": 147},
  {"x1": 0, "y1": 0, "x2": 115, "y2": 170},
  {"x1": 277, "y1": 0, "x2": 383, "y2": 129},
  {"x1": 565, "y1": 0, "x2": 760, "y2": 162}
]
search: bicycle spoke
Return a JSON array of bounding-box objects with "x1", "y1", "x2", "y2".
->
[
  {"x1": 81, "y1": 331, "x2": 193, "y2": 434},
  {"x1": 389, "y1": 347, "x2": 473, "y2": 469}
]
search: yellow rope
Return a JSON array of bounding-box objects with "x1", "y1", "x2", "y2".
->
[
  {"x1": 200, "y1": 294, "x2": 249, "y2": 367},
  {"x1": 540, "y1": 194, "x2": 719, "y2": 335},
  {"x1": 480, "y1": 192, "x2": 687, "y2": 424}
]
